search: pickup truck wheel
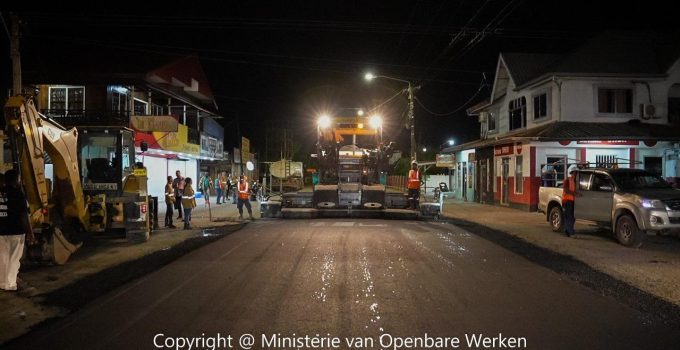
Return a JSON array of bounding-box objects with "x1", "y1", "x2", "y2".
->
[
  {"x1": 615, "y1": 214, "x2": 644, "y2": 247},
  {"x1": 549, "y1": 205, "x2": 564, "y2": 232}
]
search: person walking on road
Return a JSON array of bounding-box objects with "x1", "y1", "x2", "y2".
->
[
  {"x1": 199, "y1": 172, "x2": 212, "y2": 205},
  {"x1": 164, "y1": 176, "x2": 176, "y2": 228},
  {"x1": 563, "y1": 165, "x2": 578, "y2": 237},
  {"x1": 219, "y1": 173, "x2": 228, "y2": 205},
  {"x1": 226, "y1": 173, "x2": 234, "y2": 203},
  {"x1": 172, "y1": 170, "x2": 184, "y2": 219},
  {"x1": 407, "y1": 161, "x2": 421, "y2": 210},
  {"x1": 237, "y1": 175, "x2": 254, "y2": 220},
  {"x1": 0, "y1": 170, "x2": 34, "y2": 291},
  {"x1": 181, "y1": 177, "x2": 197, "y2": 229}
]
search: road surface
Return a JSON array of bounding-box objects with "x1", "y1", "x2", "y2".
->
[{"x1": 7, "y1": 219, "x2": 679, "y2": 349}]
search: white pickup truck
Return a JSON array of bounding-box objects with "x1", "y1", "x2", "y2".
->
[{"x1": 538, "y1": 168, "x2": 680, "y2": 247}]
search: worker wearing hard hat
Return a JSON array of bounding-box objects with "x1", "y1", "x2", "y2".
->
[
  {"x1": 407, "y1": 161, "x2": 421, "y2": 210},
  {"x1": 237, "y1": 175, "x2": 254, "y2": 220},
  {"x1": 562, "y1": 165, "x2": 579, "y2": 237}
]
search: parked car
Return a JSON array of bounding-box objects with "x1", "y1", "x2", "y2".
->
[{"x1": 538, "y1": 168, "x2": 680, "y2": 247}]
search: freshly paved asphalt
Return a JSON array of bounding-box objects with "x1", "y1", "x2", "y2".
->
[{"x1": 7, "y1": 219, "x2": 679, "y2": 349}]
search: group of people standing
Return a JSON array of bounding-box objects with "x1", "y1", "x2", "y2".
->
[
  {"x1": 164, "y1": 171, "x2": 254, "y2": 229},
  {"x1": 164, "y1": 170, "x2": 196, "y2": 229}
]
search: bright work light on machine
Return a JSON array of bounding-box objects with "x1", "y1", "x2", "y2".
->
[
  {"x1": 369, "y1": 115, "x2": 382, "y2": 129},
  {"x1": 317, "y1": 115, "x2": 332, "y2": 129}
]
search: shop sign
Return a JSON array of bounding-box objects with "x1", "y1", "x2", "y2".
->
[
  {"x1": 130, "y1": 116, "x2": 178, "y2": 132},
  {"x1": 494, "y1": 143, "x2": 514, "y2": 156},
  {"x1": 242, "y1": 137, "x2": 250, "y2": 154},
  {"x1": 468, "y1": 153, "x2": 476, "y2": 162},
  {"x1": 135, "y1": 124, "x2": 201, "y2": 156},
  {"x1": 234, "y1": 148, "x2": 241, "y2": 163},
  {"x1": 576, "y1": 140, "x2": 639, "y2": 145},
  {"x1": 436, "y1": 153, "x2": 455, "y2": 168},
  {"x1": 200, "y1": 134, "x2": 221, "y2": 159}
]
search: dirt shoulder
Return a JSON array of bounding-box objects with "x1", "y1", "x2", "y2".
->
[{"x1": 440, "y1": 199, "x2": 680, "y2": 309}]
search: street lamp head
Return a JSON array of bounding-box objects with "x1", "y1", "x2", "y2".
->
[
  {"x1": 422, "y1": 147, "x2": 427, "y2": 152},
  {"x1": 317, "y1": 115, "x2": 332, "y2": 129},
  {"x1": 364, "y1": 72, "x2": 375, "y2": 81},
  {"x1": 369, "y1": 115, "x2": 382, "y2": 129},
  {"x1": 447, "y1": 139, "x2": 455, "y2": 146}
]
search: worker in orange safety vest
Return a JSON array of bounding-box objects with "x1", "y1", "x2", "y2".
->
[
  {"x1": 562, "y1": 165, "x2": 578, "y2": 237},
  {"x1": 237, "y1": 175, "x2": 254, "y2": 220},
  {"x1": 407, "y1": 161, "x2": 421, "y2": 210}
]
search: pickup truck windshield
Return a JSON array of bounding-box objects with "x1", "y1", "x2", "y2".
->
[{"x1": 611, "y1": 172, "x2": 671, "y2": 190}]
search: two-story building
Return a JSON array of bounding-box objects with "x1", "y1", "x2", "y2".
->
[
  {"x1": 22, "y1": 55, "x2": 226, "y2": 201},
  {"x1": 442, "y1": 32, "x2": 680, "y2": 210}
]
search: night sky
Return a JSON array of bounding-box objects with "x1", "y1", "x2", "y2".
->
[{"x1": 1, "y1": 1, "x2": 678, "y2": 161}]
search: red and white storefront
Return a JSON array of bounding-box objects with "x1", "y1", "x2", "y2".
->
[{"x1": 472, "y1": 139, "x2": 680, "y2": 211}]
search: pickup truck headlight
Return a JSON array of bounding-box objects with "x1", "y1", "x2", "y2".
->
[{"x1": 640, "y1": 199, "x2": 666, "y2": 209}]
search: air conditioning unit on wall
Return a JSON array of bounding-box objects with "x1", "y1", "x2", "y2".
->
[{"x1": 640, "y1": 104, "x2": 657, "y2": 120}]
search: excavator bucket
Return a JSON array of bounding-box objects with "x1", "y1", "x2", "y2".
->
[{"x1": 27, "y1": 227, "x2": 82, "y2": 265}]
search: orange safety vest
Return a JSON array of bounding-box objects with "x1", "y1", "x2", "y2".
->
[
  {"x1": 407, "y1": 169, "x2": 420, "y2": 190},
  {"x1": 562, "y1": 176, "x2": 576, "y2": 202},
  {"x1": 238, "y1": 181, "x2": 250, "y2": 200}
]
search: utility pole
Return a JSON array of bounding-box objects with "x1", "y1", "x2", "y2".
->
[
  {"x1": 407, "y1": 83, "x2": 416, "y2": 162},
  {"x1": 10, "y1": 13, "x2": 21, "y2": 95}
]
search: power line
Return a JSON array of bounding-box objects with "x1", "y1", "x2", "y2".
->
[
  {"x1": 415, "y1": 76, "x2": 488, "y2": 117},
  {"x1": 0, "y1": 12, "x2": 10, "y2": 41},
  {"x1": 414, "y1": 0, "x2": 492, "y2": 85}
]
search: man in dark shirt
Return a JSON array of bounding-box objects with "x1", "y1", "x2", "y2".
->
[
  {"x1": 172, "y1": 170, "x2": 184, "y2": 220},
  {"x1": 0, "y1": 170, "x2": 33, "y2": 291}
]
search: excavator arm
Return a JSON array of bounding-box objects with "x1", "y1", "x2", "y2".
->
[{"x1": 4, "y1": 96, "x2": 89, "y2": 264}]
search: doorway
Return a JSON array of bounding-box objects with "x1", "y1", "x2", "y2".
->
[
  {"x1": 501, "y1": 158, "x2": 510, "y2": 205},
  {"x1": 462, "y1": 162, "x2": 467, "y2": 200}
]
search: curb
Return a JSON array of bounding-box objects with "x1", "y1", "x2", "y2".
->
[{"x1": 436, "y1": 214, "x2": 680, "y2": 329}]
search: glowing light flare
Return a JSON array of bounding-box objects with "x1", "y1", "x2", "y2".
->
[
  {"x1": 369, "y1": 115, "x2": 383, "y2": 129},
  {"x1": 317, "y1": 115, "x2": 332, "y2": 129}
]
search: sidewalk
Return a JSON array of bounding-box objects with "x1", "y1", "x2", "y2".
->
[
  {"x1": 0, "y1": 198, "x2": 258, "y2": 345},
  {"x1": 440, "y1": 198, "x2": 680, "y2": 307}
]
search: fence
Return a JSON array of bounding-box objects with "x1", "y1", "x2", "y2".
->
[{"x1": 387, "y1": 174, "x2": 450, "y2": 198}]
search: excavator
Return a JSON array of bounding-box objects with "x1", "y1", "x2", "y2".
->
[{"x1": 2, "y1": 95, "x2": 151, "y2": 264}]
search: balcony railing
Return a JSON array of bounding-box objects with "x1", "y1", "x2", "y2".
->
[
  {"x1": 41, "y1": 109, "x2": 202, "y2": 145},
  {"x1": 41, "y1": 109, "x2": 130, "y2": 127}
]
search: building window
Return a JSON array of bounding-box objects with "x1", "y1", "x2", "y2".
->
[
  {"x1": 598, "y1": 88, "x2": 633, "y2": 114},
  {"x1": 533, "y1": 93, "x2": 548, "y2": 119},
  {"x1": 49, "y1": 86, "x2": 85, "y2": 112},
  {"x1": 133, "y1": 99, "x2": 148, "y2": 115},
  {"x1": 515, "y1": 156, "x2": 523, "y2": 194},
  {"x1": 509, "y1": 97, "x2": 526, "y2": 130},
  {"x1": 111, "y1": 91, "x2": 128, "y2": 114},
  {"x1": 543, "y1": 156, "x2": 566, "y2": 187},
  {"x1": 488, "y1": 111, "x2": 497, "y2": 132}
]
